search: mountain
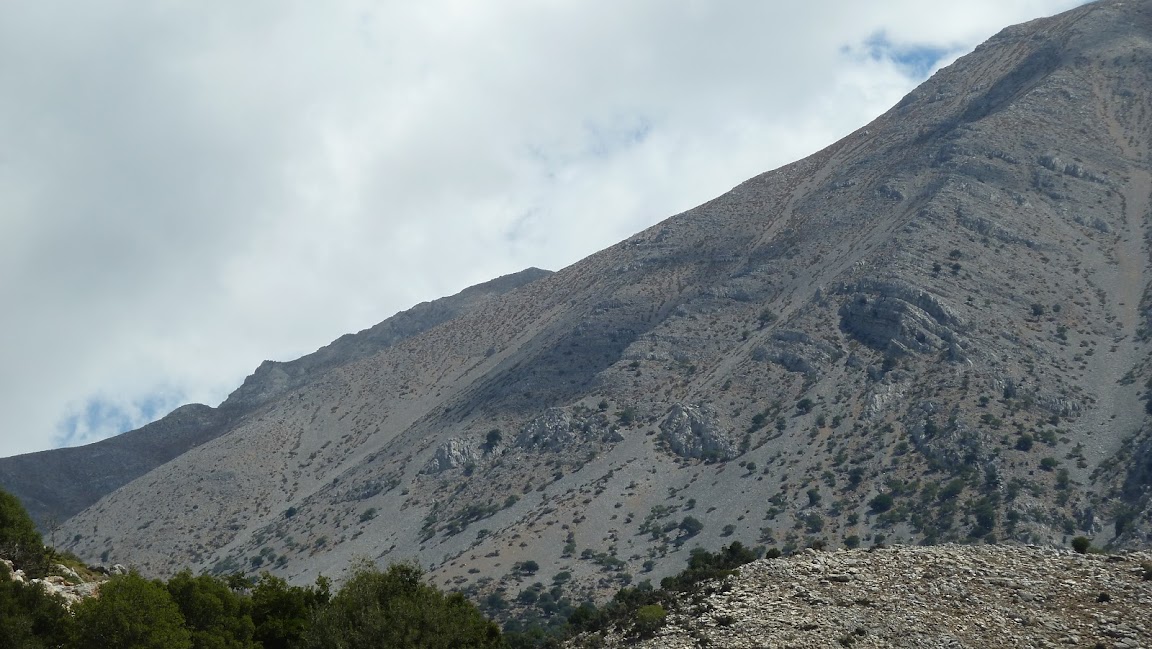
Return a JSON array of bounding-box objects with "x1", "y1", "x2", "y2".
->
[
  {"x1": 34, "y1": 0, "x2": 1152, "y2": 612},
  {"x1": 0, "y1": 267, "x2": 550, "y2": 531}
]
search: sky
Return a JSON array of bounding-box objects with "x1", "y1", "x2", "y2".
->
[{"x1": 0, "y1": 0, "x2": 1090, "y2": 459}]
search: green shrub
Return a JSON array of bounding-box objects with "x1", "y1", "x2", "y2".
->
[
  {"x1": 250, "y1": 572, "x2": 330, "y2": 649},
  {"x1": 869, "y1": 493, "x2": 894, "y2": 514},
  {"x1": 1071, "y1": 536, "x2": 1092, "y2": 554},
  {"x1": 301, "y1": 561, "x2": 503, "y2": 649},
  {"x1": 633, "y1": 604, "x2": 667, "y2": 638},
  {"x1": 166, "y1": 569, "x2": 257, "y2": 649},
  {"x1": 72, "y1": 572, "x2": 192, "y2": 649}
]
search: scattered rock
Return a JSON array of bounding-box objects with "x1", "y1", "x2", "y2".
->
[{"x1": 573, "y1": 545, "x2": 1152, "y2": 649}]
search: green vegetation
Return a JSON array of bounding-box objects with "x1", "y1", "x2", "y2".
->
[
  {"x1": 0, "y1": 487, "x2": 48, "y2": 577},
  {"x1": 0, "y1": 488, "x2": 504, "y2": 649},
  {"x1": 632, "y1": 604, "x2": 666, "y2": 638},
  {"x1": 302, "y1": 562, "x2": 503, "y2": 649},
  {"x1": 1071, "y1": 536, "x2": 1093, "y2": 554},
  {"x1": 73, "y1": 573, "x2": 193, "y2": 649},
  {"x1": 0, "y1": 559, "x2": 75, "y2": 649}
]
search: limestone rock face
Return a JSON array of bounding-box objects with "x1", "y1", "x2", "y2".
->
[
  {"x1": 660, "y1": 404, "x2": 737, "y2": 461},
  {"x1": 515, "y1": 409, "x2": 575, "y2": 452},
  {"x1": 837, "y1": 280, "x2": 962, "y2": 356},
  {"x1": 422, "y1": 438, "x2": 479, "y2": 474}
]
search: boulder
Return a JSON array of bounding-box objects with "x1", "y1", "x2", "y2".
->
[{"x1": 53, "y1": 563, "x2": 82, "y2": 584}]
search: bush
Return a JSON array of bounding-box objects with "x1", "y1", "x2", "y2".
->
[
  {"x1": 166, "y1": 569, "x2": 257, "y2": 649},
  {"x1": 868, "y1": 493, "x2": 894, "y2": 514},
  {"x1": 301, "y1": 561, "x2": 503, "y2": 649},
  {"x1": 1071, "y1": 536, "x2": 1092, "y2": 554},
  {"x1": 678, "y1": 516, "x2": 704, "y2": 539},
  {"x1": 250, "y1": 572, "x2": 330, "y2": 649},
  {"x1": 72, "y1": 572, "x2": 193, "y2": 649},
  {"x1": 633, "y1": 604, "x2": 667, "y2": 638}
]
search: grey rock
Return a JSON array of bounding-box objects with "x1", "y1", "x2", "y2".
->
[
  {"x1": 515, "y1": 408, "x2": 575, "y2": 452},
  {"x1": 421, "y1": 438, "x2": 479, "y2": 474},
  {"x1": 659, "y1": 404, "x2": 738, "y2": 461}
]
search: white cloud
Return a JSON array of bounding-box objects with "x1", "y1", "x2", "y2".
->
[{"x1": 0, "y1": 0, "x2": 1089, "y2": 457}]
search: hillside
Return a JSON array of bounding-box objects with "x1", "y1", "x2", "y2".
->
[
  {"x1": 571, "y1": 544, "x2": 1152, "y2": 648},
  {"x1": 30, "y1": 0, "x2": 1152, "y2": 615},
  {"x1": 0, "y1": 267, "x2": 549, "y2": 530}
]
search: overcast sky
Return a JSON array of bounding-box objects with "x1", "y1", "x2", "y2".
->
[{"x1": 0, "y1": 0, "x2": 1089, "y2": 458}]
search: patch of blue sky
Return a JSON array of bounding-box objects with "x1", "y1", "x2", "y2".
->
[
  {"x1": 523, "y1": 112, "x2": 656, "y2": 176},
  {"x1": 581, "y1": 114, "x2": 654, "y2": 159},
  {"x1": 846, "y1": 30, "x2": 957, "y2": 79},
  {"x1": 54, "y1": 392, "x2": 179, "y2": 448}
]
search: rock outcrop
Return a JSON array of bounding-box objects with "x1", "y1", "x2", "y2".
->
[
  {"x1": 2, "y1": 558, "x2": 104, "y2": 607},
  {"x1": 515, "y1": 408, "x2": 577, "y2": 452},
  {"x1": 422, "y1": 438, "x2": 480, "y2": 474},
  {"x1": 659, "y1": 404, "x2": 737, "y2": 461}
]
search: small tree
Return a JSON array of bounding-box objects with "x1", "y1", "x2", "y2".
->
[
  {"x1": 869, "y1": 493, "x2": 894, "y2": 514},
  {"x1": 0, "y1": 489, "x2": 47, "y2": 577},
  {"x1": 679, "y1": 516, "x2": 704, "y2": 538},
  {"x1": 483, "y1": 429, "x2": 502, "y2": 454},
  {"x1": 1071, "y1": 536, "x2": 1092, "y2": 554}
]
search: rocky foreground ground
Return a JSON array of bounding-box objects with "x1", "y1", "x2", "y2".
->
[
  {"x1": 2, "y1": 558, "x2": 106, "y2": 606},
  {"x1": 578, "y1": 544, "x2": 1152, "y2": 649}
]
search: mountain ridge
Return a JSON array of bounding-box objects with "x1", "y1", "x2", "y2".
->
[{"x1": 0, "y1": 267, "x2": 551, "y2": 529}]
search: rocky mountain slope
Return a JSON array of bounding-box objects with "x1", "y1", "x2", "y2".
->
[
  {"x1": 0, "y1": 267, "x2": 549, "y2": 530},
  {"x1": 33, "y1": 0, "x2": 1152, "y2": 614},
  {"x1": 572, "y1": 544, "x2": 1152, "y2": 649}
]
